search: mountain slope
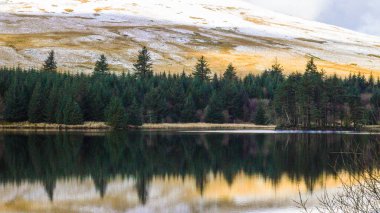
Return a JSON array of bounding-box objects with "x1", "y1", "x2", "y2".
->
[{"x1": 1, "y1": 0, "x2": 380, "y2": 76}]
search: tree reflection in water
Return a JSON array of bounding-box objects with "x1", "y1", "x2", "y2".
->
[{"x1": 0, "y1": 131, "x2": 378, "y2": 205}]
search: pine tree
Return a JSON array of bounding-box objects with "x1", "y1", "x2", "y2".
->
[
  {"x1": 223, "y1": 64, "x2": 237, "y2": 81},
  {"x1": 133, "y1": 47, "x2": 153, "y2": 78},
  {"x1": 205, "y1": 92, "x2": 224, "y2": 123},
  {"x1": 4, "y1": 79, "x2": 28, "y2": 122},
  {"x1": 45, "y1": 84, "x2": 60, "y2": 123},
  {"x1": 0, "y1": 95, "x2": 4, "y2": 121},
  {"x1": 88, "y1": 82, "x2": 108, "y2": 121},
  {"x1": 126, "y1": 99, "x2": 143, "y2": 126},
  {"x1": 28, "y1": 82, "x2": 45, "y2": 123},
  {"x1": 181, "y1": 94, "x2": 197, "y2": 122},
  {"x1": 371, "y1": 88, "x2": 380, "y2": 122},
  {"x1": 144, "y1": 88, "x2": 166, "y2": 123},
  {"x1": 306, "y1": 57, "x2": 318, "y2": 73},
  {"x1": 94, "y1": 54, "x2": 109, "y2": 74},
  {"x1": 193, "y1": 56, "x2": 211, "y2": 81},
  {"x1": 63, "y1": 97, "x2": 84, "y2": 125},
  {"x1": 105, "y1": 96, "x2": 127, "y2": 129},
  {"x1": 43, "y1": 50, "x2": 57, "y2": 72},
  {"x1": 254, "y1": 104, "x2": 267, "y2": 125}
]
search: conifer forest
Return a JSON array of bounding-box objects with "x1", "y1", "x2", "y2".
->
[{"x1": 0, "y1": 47, "x2": 379, "y2": 129}]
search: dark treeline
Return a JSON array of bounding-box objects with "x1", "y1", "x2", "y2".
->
[
  {"x1": 0, "y1": 132, "x2": 379, "y2": 203},
  {"x1": 1, "y1": 48, "x2": 380, "y2": 128}
]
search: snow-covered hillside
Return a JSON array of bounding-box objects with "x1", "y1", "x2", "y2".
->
[{"x1": 0, "y1": 0, "x2": 380, "y2": 76}]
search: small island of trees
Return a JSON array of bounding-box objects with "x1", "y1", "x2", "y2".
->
[{"x1": 0, "y1": 47, "x2": 379, "y2": 129}]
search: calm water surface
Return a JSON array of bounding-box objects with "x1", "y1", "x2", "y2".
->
[{"x1": 0, "y1": 130, "x2": 379, "y2": 213}]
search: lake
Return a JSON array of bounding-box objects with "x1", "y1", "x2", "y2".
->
[{"x1": 0, "y1": 130, "x2": 379, "y2": 213}]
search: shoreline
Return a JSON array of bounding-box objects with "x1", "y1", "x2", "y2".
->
[
  {"x1": 1, "y1": 122, "x2": 380, "y2": 132},
  {"x1": 0, "y1": 122, "x2": 276, "y2": 131}
]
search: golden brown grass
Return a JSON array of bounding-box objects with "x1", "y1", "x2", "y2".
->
[
  {"x1": 142, "y1": 123, "x2": 276, "y2": 130},
  {"x1": 64, "y1": 8, "x2": 74, "y2": 13},
  {"x1": 244, "y1": 17, "x2": 269, "y2": 25},
  {"x1": 0, "y1": 122, "x2": 111, "y2": 130},
  {"x1": 1, "y1": 19, "x2": 379, "y2": 77}
]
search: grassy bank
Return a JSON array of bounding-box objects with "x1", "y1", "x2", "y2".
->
[
  {"x1": 0, "y1": 122, "x2": 276, "y2": 131},
  {"x1": 0, "y1": 122, "x2": 112, "y2": 130},
  {"x1": 5, "y1": 122, "x2": 377, "y2": 131},
  {"x1": 142, "y1": 123, "x2": 276, "y2": 130}
]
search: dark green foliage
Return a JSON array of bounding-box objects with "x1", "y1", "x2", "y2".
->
[
  {"x1": 223, "y1": 63, "x2": 238, "y2": 81},
  {"x1": 105, "y1": 96, "x2": 127, "y2": 129},
  {"x1": 94, "y1": 54, "x2": 109, "y2": 74},
  {"x1": 43, "y1": 50, "x2": 57, "y2": 72},
  {"x1": 193, "y1": 56, "x2": 211, "y2": 81},
  {"x1": 181, "y1": 94, "x2": 197, "y2": 122},
  {"x1": 1, "y1": 53, "x2": 380, "y2": 129},
  {"x1": 205, "y1": 92, "x2": 224, "y2": 123},
  {"x1": 126, "y1": 99, "x2": 143, "y2": 126},
  {"x1": 1, "y1": 132, "x2": 378, "y2": 204},
  {"x1": 0, "y1": 95, "x2": 4, "y2": 121},
  {"x1": 144, "y1": 87, "x2": 166, "y2": 123},
  {"x1": 4, "y1": 79, "x2": 28, "y2": 122},
  {"x1": 28, "y1": 82, "x2": 45, "y2": 123},
  {"x1": 133, "y1": 47, "x2": 153, "y2": 78},
  {"x1": 45, "y1": 84, "x2": 60, "y2": 123},
  {"x1": 254, "y1": 104, "x2": 267, "y2": 125},
  {"x1": 63, "y1": 97, "x2": 84, "y2": 125}
]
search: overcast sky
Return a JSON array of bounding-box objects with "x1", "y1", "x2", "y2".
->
[{"x1": 247, "y1": 0, "x2": 380, "y2": 36}]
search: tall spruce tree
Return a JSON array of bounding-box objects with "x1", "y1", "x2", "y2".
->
[
  {"x1": 144, "y1": 87, "x2": 166, "y2": 123},
  {"x1": 105, "y1": 96, "x2": 127, "y2": 129},
  {"x1": 0, "y1": 95, "x2": 4, "y2": 121},
  {"x1": 193, "y1": 56, "x2": 211, "y2": 81},
  {"x1": 4, "y1": 79, "x2": 28, "y2": 122},
  {"x1": 133, "y1": 47, "x2": 153, "y2": 78},
  {"x1": 223, "y1": 64, "x2": 238, "y2": 81},
  {"x1": 45, "y1": 84, "x2": 60, "y2": 123},
  {"x1": 126, "y1": 99, "x2": 143, "y2": 126},
  {"x1": 43, "y1": 50, "x2": 57, "y2": 72},
  {"x1": 205, "y1": 92, "x2": 224, "y2": 123},
  {"x1": 181, "y1": 94, "x2": 197, "y2": 122},
  {"x1": 63, "y1": 97, "x2": 84, "y2": 125},
  {"x1": 28, "y1": 82, "x2": 45, "y2": 123},
  {"x1": 94, "y1": 54, "x2": 109, "y2": 74},
  {"x1": 254, "y1": 104, "x2": 267, "y2": 125}
]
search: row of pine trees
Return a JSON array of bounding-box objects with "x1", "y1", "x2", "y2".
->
[{"x1": 0, "y1": 47, "x2": 380, "y2": 129}]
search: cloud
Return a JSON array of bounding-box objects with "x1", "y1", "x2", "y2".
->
[
  {"x1": 245, "y1": 0, "x2": 330, "y2": 20},
  {"x1": 317, "y1": 0, "x2": 380, "y2": 35},
  {"x1": 246, "y1": 0, "x2": 380, "y2": 36}
]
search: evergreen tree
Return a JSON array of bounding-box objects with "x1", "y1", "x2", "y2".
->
[
  {"x1": 105, "y1": 96, "x2": 127, "y2": 129},
  {"x1": 94, "y1": 54, "x2": 109, "y2": 74},
  {"x1": 28, "y1": 82, "x2": 45, "y2": 123},
  {"x1": 223, "y1": 64, "x2": 238, "y2": 81},
  {"x1": 133, "y1": 47, "x2": 153, "y2": 78},
  {"x1": 306, "y1": 57, "x2": 317, "y2": 73},
  {"x1": 181, "y1": 94, "x2": 197, "y2": 122},
  {"x1": 43, "y1": 50, "x2": 57, "y2": 72},
  {"x1": 63, "y1": 97, "x2": 84, "y2": 125},
  {"x1": 45, "y1": 84, "x2": 60, "y2": 123},
  {"x1": 371, "y1": 88, "x2": 380, "y2": 122},
  {"x1": 254, "y1": 104, "x2": 267, "y2": 125},
  {"x1": 205, "y1": 92, "x2": 224, "y2": 123},
  {"x1": 0, "y1": 95, "x2": 4, "y2": 121},
  {"x1": 144, "y1": 87, "x2": 166, "y2": 123},
  {"x1": 88, "y1": 82, "x2": 108, "y2": 121},
  {"x1": 4, "y1": 79, "x2": 28, "y2": 122},
  {"x1": 193, "y1": 56, "x2": 211, "y2": 81},
  {"x1": 126, "y1": 99, "x2": 143, "y2": 126}
]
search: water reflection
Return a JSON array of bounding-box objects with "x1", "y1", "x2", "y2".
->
[{"x1": 0, "y1": 131, "x2": 379, "y2": 210}]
